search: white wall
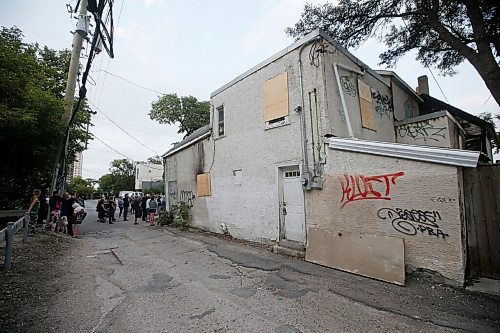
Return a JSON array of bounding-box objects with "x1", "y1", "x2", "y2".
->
[
  {"x1": 135, "y1": 163, "x2": 163, "y2": 190},
  {"x1": 305, "y1": 149, "x2": 466, "y2": 284}
]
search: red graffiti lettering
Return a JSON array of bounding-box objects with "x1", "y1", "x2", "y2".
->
[{"x1": 339, "y1": 171, "x2": 405, "y2": 208}]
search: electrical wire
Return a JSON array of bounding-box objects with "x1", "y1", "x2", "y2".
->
[
  {"x1": 91, "y1": 134, "x2": 164, "y2": 171},
  {"x1": 400, "y1": 17, "x2": 450, "y2": 103},
  {"x1": 96, "y1": 69, "x2": 166, "y2": 95},
  {"x1": 88, "y1": 100, "x2": 160, "y2": 155},
  {"x1": 92, "y1": 133, "x2": 135, "y2": 161}
]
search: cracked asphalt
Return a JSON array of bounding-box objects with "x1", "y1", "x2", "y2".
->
[{"x1": 2, "y1": 200, "x2": 499, "y2": 332}]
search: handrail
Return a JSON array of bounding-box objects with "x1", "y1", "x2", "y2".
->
[{"x1": 1, "y1": 214, "x2": 30, "y2": 270}]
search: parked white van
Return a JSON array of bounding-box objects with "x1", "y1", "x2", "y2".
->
[{"x1": 118, "y1": 191, "x2": 144, "y2": 198}]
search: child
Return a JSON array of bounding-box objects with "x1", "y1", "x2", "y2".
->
[
  {"x1": 27, "y1": 189, "x2": 41, "y2": 234},
  {"x1": 71, "y1": 202, "x2": 87, "y2": 238}
]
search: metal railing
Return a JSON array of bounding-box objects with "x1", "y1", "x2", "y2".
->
[{"x1": 0, "y1": 213, "x2": 30, "y2": 270}]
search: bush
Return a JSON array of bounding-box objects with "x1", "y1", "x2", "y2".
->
[
  {"x1": 158, "y1": 210, "x2": 174, "y2": 226},
  {"x1": 158, "y1": 201, "x2": 190, "y2": 229}
]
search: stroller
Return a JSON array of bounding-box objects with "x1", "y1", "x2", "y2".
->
[{"x1": 75, "y1": 209, "x2": 87, "y2": 223}]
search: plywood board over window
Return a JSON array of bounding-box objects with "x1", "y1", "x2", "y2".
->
[
  {"x1": 197, "y1": 173, "x2": 211, "y2": 197},
  {"x1": 264, "y1": 72, "x2": 289, "y2": 122},
  {"x1": 358, "y1": 79, "x2": 376, "y2": 131}
]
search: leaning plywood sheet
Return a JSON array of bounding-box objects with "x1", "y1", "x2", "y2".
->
[{"x1": 306, "y1": 227, "x2": 405, "y2": 285}]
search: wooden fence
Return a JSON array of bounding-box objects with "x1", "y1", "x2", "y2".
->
[{"x1": 463, "y1": 164, "x2": 500, "y2": 280}]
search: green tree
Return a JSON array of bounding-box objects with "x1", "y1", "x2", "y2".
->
[
  {"x1": 147, "y1": 155, "x2": 162, "y2": 164},
  {"x1": 479, "y1": 112, "x2": 500, "y2": 153},
  {"x1": 98, "y1": 159, "x2": 135, "y2": 196},
  {"x1": 0, "y1": 26, "x2": 92, "y2": 209},
  {"x1": 149, "y1": 93, "x2": 210, "y2": 137},
  {"x1": 98, "y1": 174, "x2": 116, "y2": 196},
  {"x1": 67, "y1": 176, "x2": 95, "y2": 198},
  {"x1": 286, "y1": 1, "x2": 500, "y2": 106}
]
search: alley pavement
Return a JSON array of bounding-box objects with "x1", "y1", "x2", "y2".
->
[{"x1": 3, "y1": 200, "x2": 500, "y2": 332}]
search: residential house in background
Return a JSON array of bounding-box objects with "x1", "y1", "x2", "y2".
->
[
  {"x1": 163, "y1": 30, "x2": 498, "y2": 286},
  {"x1": 135, "y1": 162, "x2": 163, "y2": 192}
]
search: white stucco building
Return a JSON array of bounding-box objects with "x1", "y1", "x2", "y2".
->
[
  {"x1": 162, "y1": 30, "x2": 496, "y2": 286},
  {"x1": 135, "y1": 163, "x2": 163, "y2": 191}
]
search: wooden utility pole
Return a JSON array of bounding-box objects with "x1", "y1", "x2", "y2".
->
[{"x1": 51, "y1": 0, "x2": 89, "y2": 195}]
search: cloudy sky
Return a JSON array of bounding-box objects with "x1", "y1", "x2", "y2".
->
[{"x1": 1, "y1": 0, "x2": 498, "y2": 179}]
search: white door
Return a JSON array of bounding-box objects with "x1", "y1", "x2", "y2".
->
[{"x1": 281, "y1": 168, "x2": 305, "y2": 243}]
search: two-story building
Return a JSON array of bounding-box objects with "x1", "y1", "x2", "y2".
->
[{"x1": 162, "y1": 30, "x2": 496, "y2": 286}]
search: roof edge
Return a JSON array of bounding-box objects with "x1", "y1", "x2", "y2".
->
[
  {"x1": 210, "y1": 29, "x2": 389, "y2": 98},
  {"x1": 329, "y1": 137, "x2": 479, "y2": 168},
  {"x1": 375, "y1": 70, "x2": 423, "y2": 103}
]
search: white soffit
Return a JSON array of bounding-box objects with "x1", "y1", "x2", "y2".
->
[{"x1": 329, "y1": 138, "x2": 479, "y2": 168}]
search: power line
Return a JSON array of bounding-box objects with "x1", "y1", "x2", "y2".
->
[
  {"x1": 482, "y1": 94, "x2": 492, "y2": 107},
  {"x1": 426, "y1": 66, "x2": 450, "y2": 103},
  {"x1": 95, "y1": 69, "x2": 166, "y2": 95},
  {"x1": 400, "y1": 17, "x2": 449, "y2": 103},
  {"x1": 88, "y1": 100, "x2": 160, "y2": 155},
  {"x1": 91, "y1": 134, "x2": 164, "y2": 170},
  {"x1": 92, "y1": 134, "x2": 135, "y2": 161}
]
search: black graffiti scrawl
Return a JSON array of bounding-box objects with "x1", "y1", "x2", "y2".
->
[
  {"x1": 377, "y1": 207, "x2": 449, "y2": 239},
  {"x1": 371, "y1": 89, "x2": 393, "y2": 119},
  {"x1": 340, "y1": 75, "x2": 357, "y2": 97}
]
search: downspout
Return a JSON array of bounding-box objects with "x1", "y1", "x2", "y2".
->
[
  {"x1": 298, "y1": 37, "x2": 320, "y2": 190},
  {"x1": 333, "y1": 62, "x2": 364, "y2": 138}
]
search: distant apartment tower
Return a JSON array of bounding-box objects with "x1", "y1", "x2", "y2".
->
[{"x1": 67, "y1": 151, "x2": 83, "y2": 183}]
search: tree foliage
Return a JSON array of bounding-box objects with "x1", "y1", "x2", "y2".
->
[
  {"x1": 147, "y1": 155, "x2": 162, "y2": 164},
  {"x1": 98, "y1": 159, "x2": 135, "y2": 195},
  {"x1": 67, "y1": 176, "x2": 96, "y2": 198},
  {"x1": 0, "y1": 26, "x2": 92, "y2": 209},
  {"x1": 479, "y1": 112, "x2": 500, "y2": 153},
  {"x1": 149, "y1": 93, "x2": 210, "y2": 137},
  {"x1": 286, "y1": 1, "x2": 500, "y2": 106}
]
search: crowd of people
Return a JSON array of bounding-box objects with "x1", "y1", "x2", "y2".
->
[
  {"x1": 25, "y1": 185, "x2": 165, "y2": 238},
  {"x1": 27, "y1": 189, "x2": 87, "y2": 238},
  {"x1": 97, "y1": 193, "x2": 165, "y2": 226}
]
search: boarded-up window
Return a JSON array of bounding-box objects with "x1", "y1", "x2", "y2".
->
[
  {"x1": 264, "y1": 72, "x2": 289, "y2": 122},
  {"x1": 197, "y1": 173, "x2": 211, "y2": 197},
  {"x1": 358, "y1": 79, "x2": 375, "y2": 131}
]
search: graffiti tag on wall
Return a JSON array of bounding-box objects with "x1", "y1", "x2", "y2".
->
[
  {"x1": 340, "y1": 75, "x2": 357, "y2": 97},
  {"x1": 431, "y1": 197, "x2": 456, "y2": 203},
  {"x1": 377, "y1": 208, "x2": 449, "y2": 239},
  {"x1": 371, "y1": 89, "x2": 393, "y2": 119},
  {"x1": 339, "y1": 171, "x2": 404, "y2": 208},
  {"x1": 179, "y1": 190, "x2": 196, "y2": 207},
  {"x1": 398, "y1": 120, "x2": 446, "y2": 141}
]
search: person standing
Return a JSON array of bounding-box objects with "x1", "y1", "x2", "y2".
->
[
  {"x1": 37, "y1": 181, "x2": 49, "y2": 226},
  {"x1": 123, "y1": 194, "x2": 129, "y2": 221},
  {"x1": 118, "y1": 196, "x2": 124, "y2": 218},
  {"x1": 148, "y1": 195, "x2": 157, "y2": 226},
  {"x1": 133, "y1": 196, "x2": 142, "y2": 225},
  {"x1": 141, "y1": 195, "x2": 148, "y2": 221},
  {"x1": 27, "y1": 189, "x2": 41, "y2": 234},
  {"x1": 48, "y1": 191, "x2": 61, "y2": 232},
  {"x1": 106, "y1": 197, "x2": 116, "y2": 224}
]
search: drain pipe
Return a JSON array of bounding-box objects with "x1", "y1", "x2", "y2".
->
[
  {"x1": 333, "y1": 62, "x2": 364, "y2": 138},
  {"x1": 298, "y1": 37, "x2": 320, "y2": 189}
]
